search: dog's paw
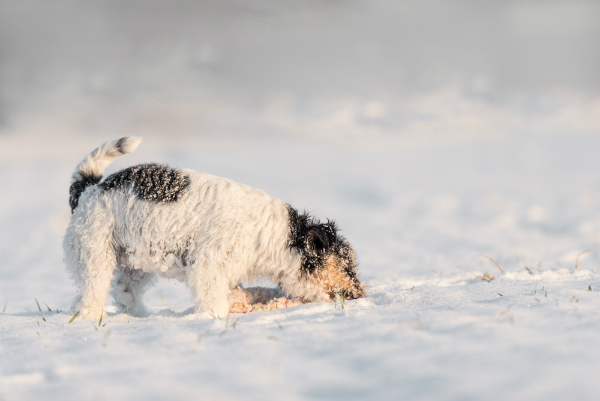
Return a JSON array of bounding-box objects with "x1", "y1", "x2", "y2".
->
[
  {"x1": 128, "y1": 303, "x2": 150, "y2": 318},
  {"x1": 114, "y1": 290, "x2": 134, "y2": 309},
  {"x1": 78, "y1": 306, "x2": 103, "y2": 320},
  {"x1": 196, "y1": 301, "x2": 230, "y2": 319}
]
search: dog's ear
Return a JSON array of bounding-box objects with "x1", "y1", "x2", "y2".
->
[{"x1": 307, "y1": 229, "x2": 329, "y2": 253}]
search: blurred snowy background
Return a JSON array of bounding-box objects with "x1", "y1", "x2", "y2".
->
[
  {"x1": 1, "y1": 1, "x2": 600, "y2": 400},
  {"x1": 1, "y1": 0, "x2": 598, "y2": 143}
]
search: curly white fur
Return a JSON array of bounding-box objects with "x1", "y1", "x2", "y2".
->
[{"x1": 63, "y1": 137, "x2": 332, "y2": 319}]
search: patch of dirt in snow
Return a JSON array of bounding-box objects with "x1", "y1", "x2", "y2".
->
[{"x1": 228, "y1": 286, "x2": 307, "y2": 313}]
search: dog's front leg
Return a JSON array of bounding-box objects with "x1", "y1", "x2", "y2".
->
[{"x1": 186, "y1": 267, "x2": 231, "y2": 318}]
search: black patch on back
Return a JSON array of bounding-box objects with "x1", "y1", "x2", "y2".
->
[
  {"x1": 287, "y1": 205, "x2": 340, "y2": 275},
  {"x1": 99, "y1": 163, "x2": 190, "y2": 203},
  {"x1": 69, "y1": 173, "x2": 102, "y2": 213}
]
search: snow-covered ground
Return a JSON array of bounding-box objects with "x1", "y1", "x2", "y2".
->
[
  {"x1": 2, "y1": 131, "x2": 600, "y2": 400},
  {"x1": 2, "y1": 1, "x2": 600, "y2": 400}
]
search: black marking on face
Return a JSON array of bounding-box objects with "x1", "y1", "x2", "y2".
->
[
  {"x1": 307, "y1": 230, "x2": 329, "y2": 253},
  {"x1": 99, "y1": 163, "x2": 190, "y2": 204},
  {"x1": 287, "y1": 205, "x2": 354, "y2": 276},
  {"x1": 69, "y1": 173, "x2": 102, "y2": 213}
]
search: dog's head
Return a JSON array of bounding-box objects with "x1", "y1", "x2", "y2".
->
[{"x1": 287, "y1": 207, "x2": 366, "y2": 301}]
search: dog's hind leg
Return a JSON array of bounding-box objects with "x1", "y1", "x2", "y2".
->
[
  {"x1": 64, "y1": 235, "x2": 117, "y2": 319},
  {"x1": 111, "y1": 266, "x2": 156, "y2": 317},
  {"x1": 64, "y1": 199, "x2": 120, "y2": 320}
]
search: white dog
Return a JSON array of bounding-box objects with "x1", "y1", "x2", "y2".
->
[{"x1": 63, "y1": 137, "x2": 365, "y2": 319}]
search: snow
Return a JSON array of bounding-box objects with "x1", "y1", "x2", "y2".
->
[
  {"x1": 1, "y1": 2, "x2": 600, "y2": 399},
  {"x1": 2, "y1": 132, "x2": 600, "y2": 400}
]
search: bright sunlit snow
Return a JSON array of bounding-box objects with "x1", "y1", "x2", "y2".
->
[
  {"x1": 1, "y1": 1, "x2": 600, "y2": 400},
  {"x1": 2, "y1": 132, "x2": 600, "y2": 400}
]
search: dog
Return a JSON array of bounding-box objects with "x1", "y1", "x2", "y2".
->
[{"x1": 63, "y1": 137, "x2": 366, "y2": 319}]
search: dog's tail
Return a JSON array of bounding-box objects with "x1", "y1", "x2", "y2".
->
[{"x1": 69, "y1": 136, "x2": 143, "y2": 212}]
